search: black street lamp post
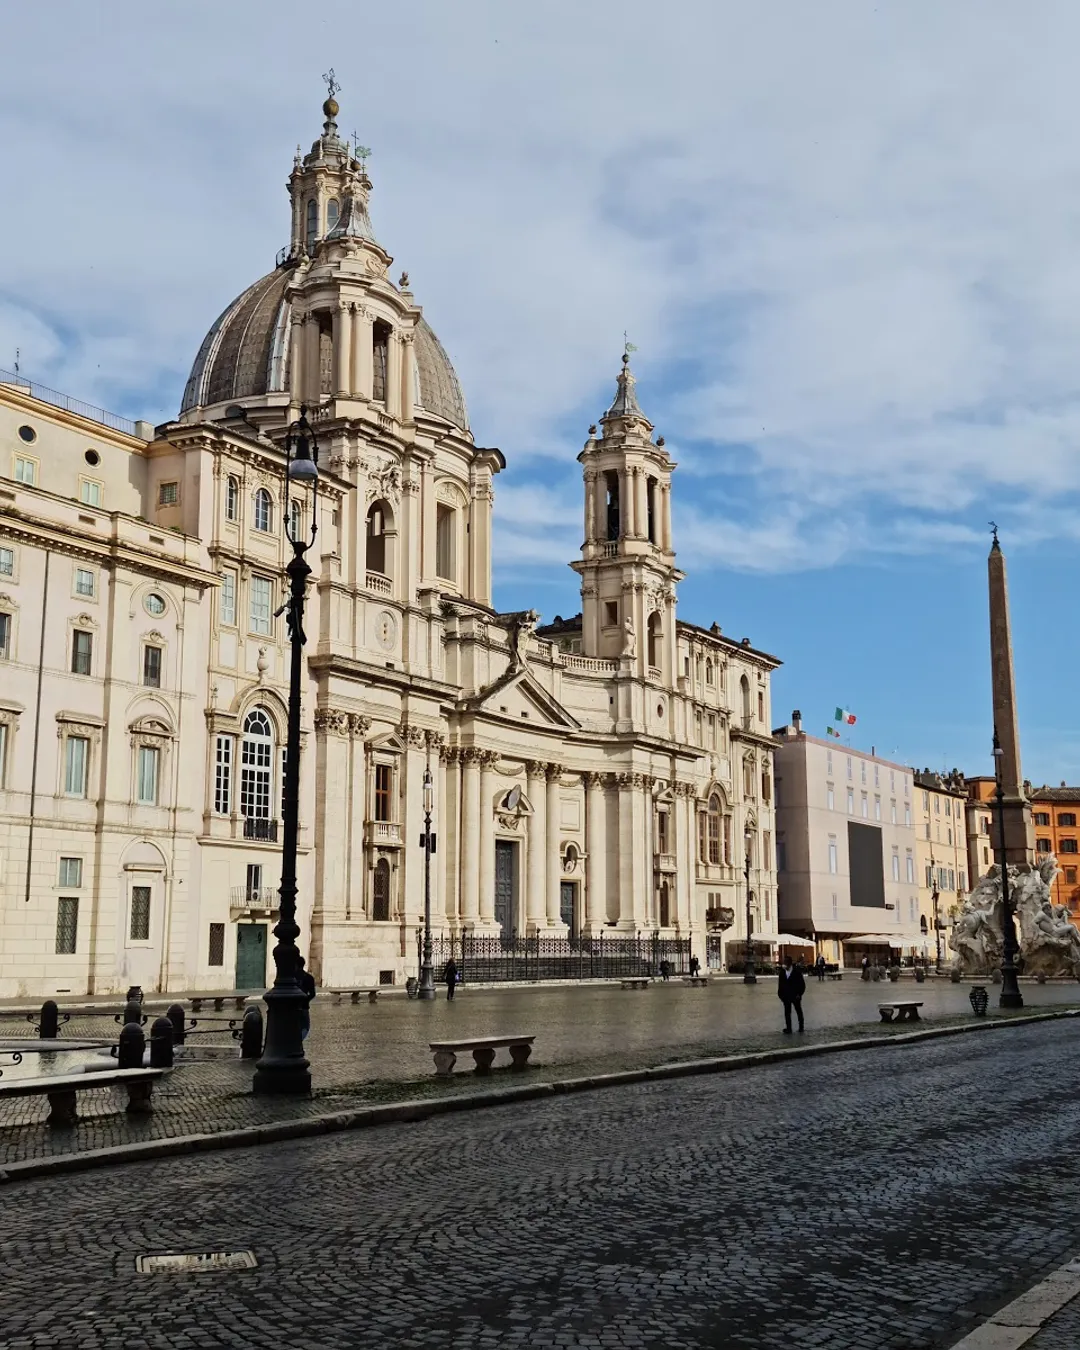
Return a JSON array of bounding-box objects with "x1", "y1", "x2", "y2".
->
[
  {"x1": 418, "y1": 763, "x2": 436, "y2": 999},
  {"x1": 993, "y1": 728, "x2": 1024, "y2": 1009},
  {"x1": 929, "y1": 850, "x2": 942, "y2": 974},
  {"x1": 743, "y1": 831, "x2": 757, "y2": 985},
  {"x1": 253, "y1": 407, "x2": 318, "y2": 1095}
]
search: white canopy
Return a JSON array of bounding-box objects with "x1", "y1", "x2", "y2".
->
[
  {"x1": 772, "y1": 933, "x2": 815, "y2": 946},
  {"x1": 845, "y1": 934, "x2": 903, "y2": 945}
]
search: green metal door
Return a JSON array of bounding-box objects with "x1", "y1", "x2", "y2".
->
[{"x1": 235, "y1": 923, "x2": 267, "y2": 989}]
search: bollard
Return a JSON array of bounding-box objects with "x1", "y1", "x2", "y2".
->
[
  {"x1": 240, "y1": 1005, "x2": 264, "y2": 1060},
  {"x1": 123, "y1": 998, "x2": 143, "y2": 1027},
  {"x1": 149, "y1": 1017, "x2": 174, "y2": 1068},
  {"x1": 166, "y1": 1003, "x2": 186, "y2": 1046},
  {"x1": 118, "y1": 1022, "x2": 145, "y2": 1069},
  {"x1": 126, "y1": 985, "x2": 144, "y2": 1006},
  {"x1": 39, "y1": 999, "x2": 59, "y2": 1039}
]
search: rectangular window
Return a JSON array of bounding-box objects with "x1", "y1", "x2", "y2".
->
[
  {"x1": 1060, "y1": 838, "x2": 1079, "y2": 854},
  {"x1": 208, "y1": 922, "x2": 225, "y2": 967},
  {"x1": 905, "y1": 805, "x2": 911, "y2": 827},
  {"x1": 246, "y1": 863, "x2": 263, "y2": 900},
  {"x1": 906, "y1": 854, "x2": 915, "y2": 884},
  {"x1": 890, "y1": 800, "x2": 897, "y2": 824},
  {"x1": 80, "y1": 478, "x2": 103, "y2": 507},
  {"x1": 142, "y1": 645, "x2": 162, "y2": 688},
  {"x1": 959, "y1": 871, "x2": 967, "y2": 891},
  {"x1": 826, "y1": 751, "x2": 833, "y2": 774},
  {"x1": 0, "y1": 721, "x2": 7, "y2": 785},
  {"x1": 874, "y1": 765, "x2": 879, "y2": 787},
  {"x1": 604, "y1": 601, "x2": 618, "y2": 626},
  {"x1": 1037, "y1": 837, "x2": 1052, "y2": 853},
  {"x1": 925, "y1": 823, "x2": 931, "y2": 840},
  {"x1": 136, "y1": 746, "x2": 160, "y2": 805},
  {"x1": 75, "y1": 567, "x2": 96, "y2": 598},
  {"x1": 55, "y1": 897, "x2": 78, "y2": 954},
  {"x1": 982, "y1": 818, "x2": 991, "y2": 833},
  {"x1": 1060, "y1": 813, "x2": 1077, "y2": 828},
  {"x1": 129, "y1": 885, "x2": 151, "y2": 941},
  {"x1": 220, "y1": 570, "x2": 237, "y2": 626},
  {"x1": 891, "y1": 853, "x2": 900, "y2": 881},
  {"x1": 860, "y1": 762, "x2": 866, "y2": 784},
  {"x1": 776, "y1": 840, "x2": 787, "y2": 872},
  {"x1": 909, "y1": 897, "x2": 916, "y2": 922},
  {"x1": 828, "y1": 841, "x2": 838, "y2": 874},
  {"x1": 938, "y1": 867, "x2": 949, "y2": 891},
  {"x1": 926, "y1": 865, "x2": 934, "y2": 888},
  {"x1": 14, "y1": 456, "x2": 37, "y2": 485},
  {"x1": 846, "y1": 757, "x2": 852, "y2": 780},
  {"x1": 847, "y1": 788, "x2": 854, "y2": 814},
  {"x1": 1034, "y1": 812, "x2": 1050, "y2": 826},
  {"x1": 214, "y1": 735, "x2": 232, "y2": 814},
  {"x1": 374, "y1": 763, "x2": 392, "y2": 822},
  {"x1": 948, "y1": 869, "x2": 955, "y2": 890},
  {"x1": 708, "y1": 714, "x2": 717, "y2": 748},
  {"x1": 64, "y1": 735, "x2": 89, "y2": 796},
  {"x1": 58, "y1": 856, "x2": 82, "y2": 887},
  {"x1": 934, "y1": 797, "x2": 941, "y2": 815},
  {"x1": 826, "y1": 784, "x2": 835, "y2": 810},
  {"x1": 861, "y1": 793, "x2": 868, "y2": 819},
  {"x1": 0, "y1": 546, "x2": 13, "y2": 576},
  {"x1": 923, "y1": 791, "x2": 930, "y2": 811},
  {"x1": 657, "y1": 811, "x2": 669, "y2": 853},
  {"x1": 1067, "y1": 868, "x2": 1077, "y2": 885},
  {"x1": 874, "y1": 796, "x2": 881, "y2": 821},
  {"x1": 0, "y1": 612, "x2": 10, "y2": 660},
  {"x1": 250, "y1": 576, "x2": 272, "y2": 635},
  {"x1": 158, "y1": 481, "x2": 179, "y2": 506},
  {"x1": 71, "y1": 629, "x2": 93, "y2": 675},
  {"x1": 831, "y1": 891, "x2": 838, "y2": 918}
]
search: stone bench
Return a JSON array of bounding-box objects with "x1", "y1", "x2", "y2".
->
[
  {"x1": 681, "y1": 976, "x2": 711, "y2": 987},
  {"x1": 329, "y1": 988, "x2": 382, "y2": 1005},
  {"x1": 0, "y1": 1067, "x2": 166, "y2": 1127},
  {"x1": 620, "y1": 978, "x2": 651, "y2": 990},
  {"x1": 878, "y1": 1001, "x2": 923, "y2": 1023},
  {"x1": 190, "y1": 996, "x2": 247, "y2": 1013},
  {"x1": 429, "y1": 1035, "x2": 535, "y2": 1077}
]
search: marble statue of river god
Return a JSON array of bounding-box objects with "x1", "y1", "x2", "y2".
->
[{"x1": 950, "y1": 856, "x2": 1080, "y2": 978}]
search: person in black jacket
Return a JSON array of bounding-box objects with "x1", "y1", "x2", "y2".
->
[
  {"x1": 777, "y1": 954, "x2": 805, "y2": 1033},
  {"x1": 296, "y1": 954, "x2": 316, "y2": 1041}
]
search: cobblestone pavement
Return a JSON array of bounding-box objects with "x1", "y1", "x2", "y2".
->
[
  {"x1": 0, "y1": 980, "x2": 1076, "y2": 1165},
  {"x1": 1026, "y1": 1290, "x2": 1080, "y2": 1347},
  {"x1": 4, "y1": 1021, "x2": 1080, "y2": 1349}
]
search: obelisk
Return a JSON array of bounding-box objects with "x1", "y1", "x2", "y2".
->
[{"x1": 988, "y1": 528, "x2": 1035, "y2": 866}]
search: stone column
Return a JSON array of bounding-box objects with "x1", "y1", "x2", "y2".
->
[
  {"x1": 620, "y1": 468, "x2": 634, "y2": 538},
  {"x1": 460, "y1": 749, "x2": 480, "y2": 927},
  {"x1": 478, "y1": 751, "x2": 496, "y2": 924},
  {"x1": 636, "y1": 469, "x2": 649, "y2": 542},
  {"x1": 440, "y1": 746, "x2": 457, "y2": 924},
  {"x1": 642, "y1": 777, "x2": 655, "y2": 927},
  {"x1": 288, "y1": 310, "x2": 305, "y2": 409},
  {"x1": 333, "y1": 302, "x2": 352, "y2": 397},
  {"x1": 401, "y1": 331, "x2": 416, "y2": 423},
  {"x1": 526, "y1": 761, "x2": 547, "y2": 932},
  {"x1": 616, "y1": 773, "x2": 645, "y2": 929},
  {"x1": 662, "y1": 483, "x2": 673, "y2": 552},
  {"x1": 584, "y1": 469, "x2": 596, "y2": 544},
  {"x1": 546, "y1": 764, "x2": 564, "y2": 928},
  {"x1": 585, "y1": 773, "x2": 607, "y2": 930},
  {"x1": 352, "y1": 305, "x2": 373, "y2": 399},
  {"x1": 386, "y1": 332, "x2": 402, "y2": 420},
  {"x1": 305, "y1": 313, "x2": 322, "y2": 405}
]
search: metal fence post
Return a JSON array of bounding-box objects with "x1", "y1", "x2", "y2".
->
[{"x1": 39, "y1": 999, "x2": 59, "y2": 1039}]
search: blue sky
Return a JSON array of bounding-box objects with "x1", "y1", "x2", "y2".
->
[{"x1": 2, "y1": 1, "x2": 1079, "y2": 784}]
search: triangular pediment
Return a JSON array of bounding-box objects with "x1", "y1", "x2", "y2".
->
[{"x1": 462, "y1": 667, "x2": 580, "y2": 731}]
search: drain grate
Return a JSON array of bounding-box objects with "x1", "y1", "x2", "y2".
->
[{"x1": 136, "y1": 1250, "x2": 257, "y2": 1274}]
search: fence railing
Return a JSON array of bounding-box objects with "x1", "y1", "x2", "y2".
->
[
  {"x1": 0, "y1": 368, "x2": 140, "y2": 436},
  {"x1": 427, "y1": 932, "x2": 691, "y2": 983}
]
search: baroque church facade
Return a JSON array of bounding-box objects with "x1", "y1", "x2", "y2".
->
[{"x1": 0, "y1": 92, "x2": 779, "y2": 997}]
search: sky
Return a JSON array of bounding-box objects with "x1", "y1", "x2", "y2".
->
[{"x1": 1, "y1": 1, "x2": 1078, "y2": 784}]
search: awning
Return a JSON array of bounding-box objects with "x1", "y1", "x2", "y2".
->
[
  {"x1": 844, "y1": 934, "x2": 903, "y2": 945},
  {"x1": 772, "y1": 933, "x2": 815, "y2": 946}
]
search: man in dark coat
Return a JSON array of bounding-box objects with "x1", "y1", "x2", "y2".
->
[
  {"x1": 444, "y1": 957, "x2": 458, "y2": 1001},
  {"x1": 296, "y1": 954, "x2": 316, "y2": 1041},
  {"x1": 777, "y1": 954, "x2": 805, "y2": 1033}
]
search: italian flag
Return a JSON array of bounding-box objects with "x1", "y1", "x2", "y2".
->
[
  {"x1": 826, "y1": 726, "x2": 841, "y2": 739},
  {"x1": 834, "y1": 707, "x2": 857, "y2": 726}
]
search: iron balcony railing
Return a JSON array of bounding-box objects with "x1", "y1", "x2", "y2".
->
[
  {"x1": 0, "y1": 368, "x2": 139, "y2": 436},
  {"x1": 243, "y1": 817, "x2": 279, "y2": 842}
]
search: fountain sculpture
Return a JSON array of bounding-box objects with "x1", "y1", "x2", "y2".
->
[{"x1": 950, "y1": 855, "x2": 1080, "y2": 978}]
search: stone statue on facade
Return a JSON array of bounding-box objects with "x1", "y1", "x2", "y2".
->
[
  {"x1": 507, "y1": 609, "x2": 539, "y2": 669},
  {"x1": 950, "y1": 854, "x2": 1080, "y2": 978},
  {"x1": 621, "y1": 616, "x2": 637, "y2": 658}
]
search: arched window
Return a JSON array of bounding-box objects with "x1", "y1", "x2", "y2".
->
[
  {"x1": 289, "y1": 498, "x2": 303, "y2": 540},
  {"x1": 366, "y1": 500, "x2": 394, "y2": 576},
  {"x1": 372, "y1": 858, "x2": 391, "y2": 922},
  {"x1": 705, "y1": 659, "x2": 714, "y2": 686},
  {"x1": 646, "y1": 477, "x2": 657, "y2": 544},
  {"x1": 372, "y1": 320, "x2": 391, "y2": 402},
  {"x1": 326, "y1": 198, "x2": 340, "y2": 232},
  {"x1": 743, "y1": 757, "x2": 755, "y2": 800},
  {"x1": 253, "y1": 488, "x2": 273, "y2": 533},
  {"x1": 707, "y1": 794, "x2": 721, "y2": 864},
  {"x1": 740, "y1": 674, "x2": 751, "y2": 723},
  {"x1": 240, "y1": 709, "x2": 274, "y2": 826},
  {"x1": 305, "y1": 199, "x2": 318, "y2": 251},
  {"x1": 647, "y1": 612, "x2": 662, "y2": 670},
  {"x1": 436, "y1": 503, "x2": 456, "y2": 583},
  {"x1": 225, "y1": 476, "x2": 239, "y2": 522},
  {"x1": 605, "y1": 471, "x2": 620, "y2": 540}
]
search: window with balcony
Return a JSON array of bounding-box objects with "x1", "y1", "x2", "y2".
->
[
  {"x1": 656, "y1": 810, "x2": 669, "y2": 854},
  {"x1": 374, "y1": 762, "x2": 393, "y2": 822},
  {"x1": 240, "y1": 708, "x2": 274, "y2": 835}
]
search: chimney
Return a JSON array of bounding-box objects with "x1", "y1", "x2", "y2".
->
[{"x1": 792, "y1": 709, "x2": 802, "y2": 734}]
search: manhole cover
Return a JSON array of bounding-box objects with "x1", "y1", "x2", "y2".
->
[{"x1": 136, "y1": 1251, "x2": 257, "y2": 1274}]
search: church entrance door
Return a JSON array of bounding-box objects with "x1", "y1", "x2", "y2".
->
[{"x1": 495, "y1": 840, "x2": 517, "y2": 941}]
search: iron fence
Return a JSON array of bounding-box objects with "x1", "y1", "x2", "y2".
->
[
  {"x1": 427, "y1": 932, "x2": 691, "y2": 984},
  {"x1": 0, "y1": 368, "x2": 139, "y2": 436}
]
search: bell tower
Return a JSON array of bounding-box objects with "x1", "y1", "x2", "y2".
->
[{"x1": 571, "y1": 354, "x2": 682, "y2": 682}]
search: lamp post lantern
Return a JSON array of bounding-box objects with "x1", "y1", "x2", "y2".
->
[
  {"x1": 993, "y1": 729, "x2": 1024, "y2": 1008},
  {"x1": 418, "y1": 762, "x2": 436, "y2": 999},
  {"x1": 929, "y1": 849, "x2": 942, "y2": 974},
  {"x1": 253, "y1": 406, "x2": 318, "y2": 1094},
  {"x1": 743, "y1": 830, "x2": 757, "y2": 985}
]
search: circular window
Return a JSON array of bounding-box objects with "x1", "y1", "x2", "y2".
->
[
  {"x1": 145, "y1": 593, "x2": 166, "y2": 616},
  {"x1": 84, "y1": 449, "x2": 100, "y2": 466},
  {"x1": 657, "y1": 702, "x2": 666, "y2": 719},
  {"x1": 17, "y1": 425, "x2": 36, "y2": 444}
]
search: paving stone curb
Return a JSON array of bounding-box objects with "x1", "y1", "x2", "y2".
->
[{"x1": 1, "y1": 1007, "x2": 1074, "y2": 1186}]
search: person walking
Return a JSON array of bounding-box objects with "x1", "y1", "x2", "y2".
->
[
  {"x1": 296, "y1": 954, "x2": 316, "y2": 1042},
  {"x1": 778, "y1": 954, "x2": 805, "y2": 1034},
  {"x1": 689, "y1": 954, "x2": 701, "y2": 979},
  {"x1": 816, "y1": 954, "x2": 827, "y2": 982},
  {"x1": 444, "y1": 957, "x2": 458, "y2": 1001}
]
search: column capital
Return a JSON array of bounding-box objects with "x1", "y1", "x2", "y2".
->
[{"x1": 545, "y1": 763, "x2": 565, "y2": 782}]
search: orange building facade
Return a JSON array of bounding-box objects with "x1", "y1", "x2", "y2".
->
[{"x1": 1030, "y1": 787, "x2": 1080, "y2": 917}]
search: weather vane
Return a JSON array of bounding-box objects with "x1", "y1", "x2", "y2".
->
[
  {"x1": 623, "y1": 330, "x2": 638, "y2": 355},
  {"x1": 323, "y1": 68, "x2": 341, "y2": 100},
  {"x1": 989, "y1": 520, "x2": 998, "y2": 542},
  {"x1": 351, "y1": 130, "x2": 371, "y2": 166}
]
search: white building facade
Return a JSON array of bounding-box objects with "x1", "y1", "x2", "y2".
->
[
  {"x1": 0, "y1": 91, "x2": 779, "y2": 997},
  {"x1": 773, "y1": 717, "x2": 922, "y2": 966}
]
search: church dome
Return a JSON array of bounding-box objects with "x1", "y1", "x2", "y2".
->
[{"x1": 179, "y1": 262, "x2": 470, "y2": 433}]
